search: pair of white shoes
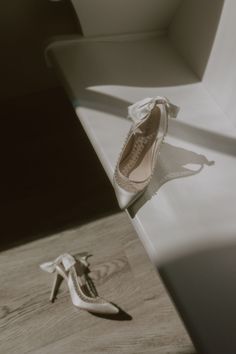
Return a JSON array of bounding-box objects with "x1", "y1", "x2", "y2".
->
[
  {"x1": 40, "y1": 253, "x2": 119, "y2": 315},
  {"x1": 113, "y1": 96, "x2": 180, "y2": 209},
  {"x1": 40, "y1": 97, "x2": 179, "y2": 313}
]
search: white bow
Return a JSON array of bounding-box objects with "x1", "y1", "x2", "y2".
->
[
  {"x1": 40, "y1": 253, "x2": 77, "y2": 273},
  {"x1": 128, "y1": 96, "x2": 180, "y2": 124}
]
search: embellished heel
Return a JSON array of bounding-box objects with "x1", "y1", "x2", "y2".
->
[
  {"x1": 40, "y1": 253, "x2": 119, "y2": 315},
  {"x1": 50, "y1": 271, "x2": 63, "y2": 303},
  {"x1": 113, "y1": 96, "x2": 180, "y2": 209}
]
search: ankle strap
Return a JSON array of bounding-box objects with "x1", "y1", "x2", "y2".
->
[
  {"x1": 128, "y1": 96, "x2": 180, "y2": 123},
  {"x1": 40, "y1": 253, "x2": 76, "y2": 273},
  {"x1": 155, "y1": 96, "x2": 180, "y2": 118}
]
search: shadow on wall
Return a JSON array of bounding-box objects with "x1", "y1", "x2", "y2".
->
[
  {"x1": 129, "y1": 114, "x2": 236, "y2": 215},
  {"x1": 129, "y1": 142, "x2": 215, "y2": 217},
  {"x1": 0, "y1": 88, "x2": 119, "y2": 251},
  {"x1": 159, "y1": 240, "x2": 236, "y2": 354},
  {"x1": 56, "y1": 0, "x2": 226, "y2": 114},
  {"x1": 0, "y1": 0, "x2": 81, "y2": 101}
]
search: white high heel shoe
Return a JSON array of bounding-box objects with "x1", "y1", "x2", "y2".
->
[
  {"x1": 113, "y1": 96, "x2": 180, "y2": 209},
  {"x1": 40, "y1": 253, "x2": 119, "y2": 315}
]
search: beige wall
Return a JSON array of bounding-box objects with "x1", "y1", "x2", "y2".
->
[
  {"x1": 169, "y1": 0, "x2": 224, "y2": 79},
  {"x1": 0, "y1": 0, "x2": 80, "y2": 101},
  {"x1": 72, "y1": 0, "x2": 182, "y2": 36},
  {"x1": 203, "y1": 0, "x2": 236, "y2": 127}
]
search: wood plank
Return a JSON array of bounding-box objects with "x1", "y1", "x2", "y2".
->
[{"x1": 0, "y1": 212, "x2": 194, "y2": 354}]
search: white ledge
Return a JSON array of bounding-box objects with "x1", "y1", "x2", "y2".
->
[{"x1": 47, "y1": 34, "x2": 236, "y2": 266}]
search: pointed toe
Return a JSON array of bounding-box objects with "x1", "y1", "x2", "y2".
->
[
  {"x1": 86, "y1": 301, "x2": 119, "y2": 315},
  {"x1": 113, "y1": 181, "x2": 137, "y2": 209},
  {"x1": 117, "y1": 192, "x2": 134, "y2": 210},
  {"x1": 105, "y1": 303, "x2": 119, "y2": 315}
]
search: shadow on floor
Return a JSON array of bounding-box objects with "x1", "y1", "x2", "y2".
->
[{"x1": 0, "y1": 88, "x2": 119, "y2": 251}]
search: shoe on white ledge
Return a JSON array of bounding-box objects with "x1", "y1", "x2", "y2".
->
[
  {"x1": 40, "y1": 253, "x2": 119, "y2": 315},
  {"x1": 113, "y1": 96, "x2": 180, "y2": 210}
]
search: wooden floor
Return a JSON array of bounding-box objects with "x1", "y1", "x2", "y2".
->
[{"x1": 0, "y1": 212, "x2": 195, "y2": 354}]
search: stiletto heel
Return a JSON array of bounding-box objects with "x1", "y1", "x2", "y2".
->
[
  {"x1": 50, "y1": 272, "x2": 63, "y2": 303},
  {"x1": 113, "y1": 96, "x2": 180, "y2": 209},
  {"x1": 40, "y1": 253, "x2": 119, "y2": 315}
]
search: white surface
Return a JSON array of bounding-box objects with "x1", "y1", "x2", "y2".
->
[
  {"x1": 169, "y1": 0, "x2": 236, "y2": 127},
  {"x1": 203, "y1": 0, "x2": 236, "y2": 127},
  {"x1": 47, "y1": 34, "x2": 236, "y2": 266},
  {"x1": 70, "y1": 0, "x2": 182, "y2": 36}
]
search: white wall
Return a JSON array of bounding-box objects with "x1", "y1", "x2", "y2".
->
[
  {"x1": 203, "y1": 0, "x2": 236, "y2": 127},
  {"x1": 169, "y1": 0, "x2": 236, "y2": 126},
  {"x1": 71, "y1": 0, "x2": 182, "y2": 37},
  {"x1": 169, "y1": 0, "x2": 225, "y2": 79},
  {"x1": 0, "y1": 0, "x2": 79, "y2": 101}
]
